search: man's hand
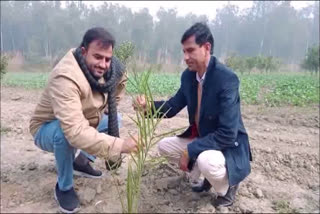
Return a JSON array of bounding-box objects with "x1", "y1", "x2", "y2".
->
[
  {"x1": 121, "y1": 135, "x2": 138, "y2": 153},
  {"x1": 179, "y1": 149, "x2": 190, "y2": 172},
  {"x1": 132, "y1": 95, "x2": 146, "y2": 111},
  {"x1": 105, "y1": 135, "x2": 138, "y2": 171}
]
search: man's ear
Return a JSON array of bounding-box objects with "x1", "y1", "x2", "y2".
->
[
  {"x1": 81, "y1": 47, "x2": 87, "y2": 56},
  {"x1": 205, "y1": 42, "x2": 211, "y2": 53}
]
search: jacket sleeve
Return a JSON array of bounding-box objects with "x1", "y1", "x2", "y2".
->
[
  {"x1": 187, "y1": 75, "x2": 240, "y2": 160},
  {"x1": 152, "y1": 75, "x2": 187, "y2": 118},
  {"x1": 48, "y1": 74, "x2": 124, "y2": 161}
]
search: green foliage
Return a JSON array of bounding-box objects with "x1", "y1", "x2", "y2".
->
[
  {"x1": 301, "y1": 45, "x2": 319, "y2": 73},
  {"x1": 1, "y1": 72, "x2": 48, "y2": 88},
  {"x1": 225, "y1": 54, "x2": 247, "y2": 74},
  {"x1": 113, "y1": 41, "x2": 135, "y2": 65},
  {"x1": 1, "y1": 1, "x2": 319, "y2": 64},
  {"x1": 106, "y1": 66, "x2": 182, "y2": 213},
  {"x1": 0, "y1": 54, "x2": 8, "y2": 79},
  {"x1": 126, "y1": 72, "x2": 180, "y2": 96},
  {"x1": 122, "y1": 68, "x2": 163, "y2": 213},
  {"x1": 239, "y1": 73, "x2": 319, "y2": 107},
  {"x1": 0, "y1": 126, "x2": 12, "y2": 134},
  {"x1": 226, "y1": 54, "x2": 281, "y2": 74},
  {"x1": 2, "y1": 71, "x2": 319, "y2": 107},
  {"x1": 245, "y1": 57, "x2": 256, "y2": 73},
  {"x1": 255, "y1": 55, "x2": 281, "y2": 73}
]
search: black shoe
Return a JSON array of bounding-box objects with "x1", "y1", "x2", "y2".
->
[
  {"x1": 54, "y1": 183, "x2": 80, "y2": 213},
  {"x1": 73, "y1": 161, "x2": 102, "y2": 178},
  {"x1": 73, "y1": 152, "x2": 102, "y2": 178},
  {"x1": 105, "y1": 155, "x2": 123, "y2": 171},
  {"x1": 212, "y1": 184, "x2": 239, "y2": 207},
  {"x1": 192, "y1": 178, "x2": 212, "y2": 192}
]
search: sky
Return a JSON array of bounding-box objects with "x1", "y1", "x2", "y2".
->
[{"x1": 83, "y1": 1, "x2": 314, "y2": 21}]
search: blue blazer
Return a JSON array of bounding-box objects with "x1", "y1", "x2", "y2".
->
[{"x1": 154, "y1": 56, "x2": 252, "y2": 186}]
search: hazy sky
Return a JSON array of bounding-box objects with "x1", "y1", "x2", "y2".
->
[{"x1": 84, "y1": 1, "x2": 313, "y2": 20}]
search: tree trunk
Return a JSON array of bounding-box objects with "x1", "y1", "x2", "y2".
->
[
  {"x1": 1, "y1": 29, "x2": 3, "y2": 52},
  {"x1": 259, "y1": 5, "x2": 266, "y2": 55},
  {"x1": 44, "y1": 39, "x2": 48, "y2": 58},
  {"x1": 157, "y1": 49, "x2": 161, "y2": 64},
  {"x1": 10, "y1": 30, "x2": 15, "y2": 51}
]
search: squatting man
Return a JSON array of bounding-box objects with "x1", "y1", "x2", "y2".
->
[
  {"x1": 133, "y1": 22, "x2": 252, "y2": 208},
  {"x1": 30, "y1": 27, "x2": 138, "y2": 213}
]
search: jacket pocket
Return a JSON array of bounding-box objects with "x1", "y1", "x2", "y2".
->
[{"x1": 232, "y1": 141, "x2": 250, "y2": 170}]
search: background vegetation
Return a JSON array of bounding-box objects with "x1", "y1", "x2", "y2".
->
[
  {"x1": 1, "y1": 1, "x2": 319, "y2": 65},
  {"x1": 1, "y1": 1, "x2": 319, "y2": 108}
]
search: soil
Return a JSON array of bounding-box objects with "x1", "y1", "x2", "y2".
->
[{"x1": 1, "y1": 86, "x2": 319, "y2": 213}]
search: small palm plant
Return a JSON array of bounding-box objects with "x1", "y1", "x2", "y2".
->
[
  {"x1": 106, "y1": 63, "x2": 183, "y2": 213},
  {"x1": 123, "y1": 65, "x2": 170, "y2": 213},
  {"x1": 106, "y1": 42, "x2": 183, "y2": 213}
]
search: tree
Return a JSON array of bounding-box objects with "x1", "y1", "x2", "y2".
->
[
  {"x1": 0, "y1": 54, "x2": 8, "y2": 78},
  {"x1": 113, "y1": 41, "x2": 135, "y2": 65},
  {"x1": 301, "y1": 45, "x2": 320, "y2": 74},
  {"x1": 225, "y1": 54, "x2": 246, "y2": 75},
  {"x1": 130, "y1": 8, "x2": 153, "y2": 62},
  {"x1": 0, "y1": 0, "x2": 319, "y2": 65},
  {"x1": 153, "y1": 8, "x2": 179, "y2": 64},
  {"x1": 213, "y1": 3, "x2": 240, "y2": 57}
]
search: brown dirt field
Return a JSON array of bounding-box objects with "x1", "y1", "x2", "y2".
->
[{"x1": 1, "y1": 86, "x2": 319, "y2": 213}]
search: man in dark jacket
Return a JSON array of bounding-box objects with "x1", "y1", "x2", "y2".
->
[{"x1": 134, "y1": 22, "x2": 252, "y2": 207}]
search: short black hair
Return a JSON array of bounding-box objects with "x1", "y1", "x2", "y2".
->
[
  {"x1": 181, "y1": 22, "x2": 214, "y2": 54},
  {"x1": 80, "y1": 27, "x2": 115, "y2": 49}
]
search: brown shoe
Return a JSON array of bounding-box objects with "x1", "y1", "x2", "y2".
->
[{"x1": 212, "y1": 184, "x2": 239, "y2": 207}]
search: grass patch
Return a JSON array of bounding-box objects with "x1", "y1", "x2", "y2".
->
[
  {"x1": 272, "y1": 200, "x2": 300, "y2": 213},
  {"x1": 1, "y1": 72, "x2": 48, "y2": 89},
  {"x1": 239, "y1": 72, "x2": 319, "y2": 107},
  {"x1": 126, "y1": 72, "x2": 180, "y2": 96},
  {"x1": 0, "y1": 126, "x2": 12, "y2": 134},
  {"x1": 1, "y1": 71, "x2": 319, "y2": 107}
]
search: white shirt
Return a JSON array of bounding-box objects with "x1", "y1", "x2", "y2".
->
[{"x1": 196, "y1": 71, "x2": 206, "y2": 86}]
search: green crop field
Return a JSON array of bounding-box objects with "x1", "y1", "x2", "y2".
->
[
  {"x1": 239, "y1": 73, "x2": 319, "y2": 106},
  {"x1": 1, "y1": 71, "x2": 319, "y2": 107}
]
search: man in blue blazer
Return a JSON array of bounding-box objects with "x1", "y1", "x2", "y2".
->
[{"x1": 134, "y1": 22, "x2": 252, "y2": 207}]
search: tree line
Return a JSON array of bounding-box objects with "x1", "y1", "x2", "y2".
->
[{"x1": 0, "y1": 1, "x2": 319, "y2": 65}]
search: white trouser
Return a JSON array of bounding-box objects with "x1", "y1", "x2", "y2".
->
[{"x1": 157, "y1": 136, "x2": 229, "y2": 196}]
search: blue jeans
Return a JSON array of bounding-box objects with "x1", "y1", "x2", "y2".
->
[{"x1": 34, "y1": 113, "x2": 122, "y2": 191}]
